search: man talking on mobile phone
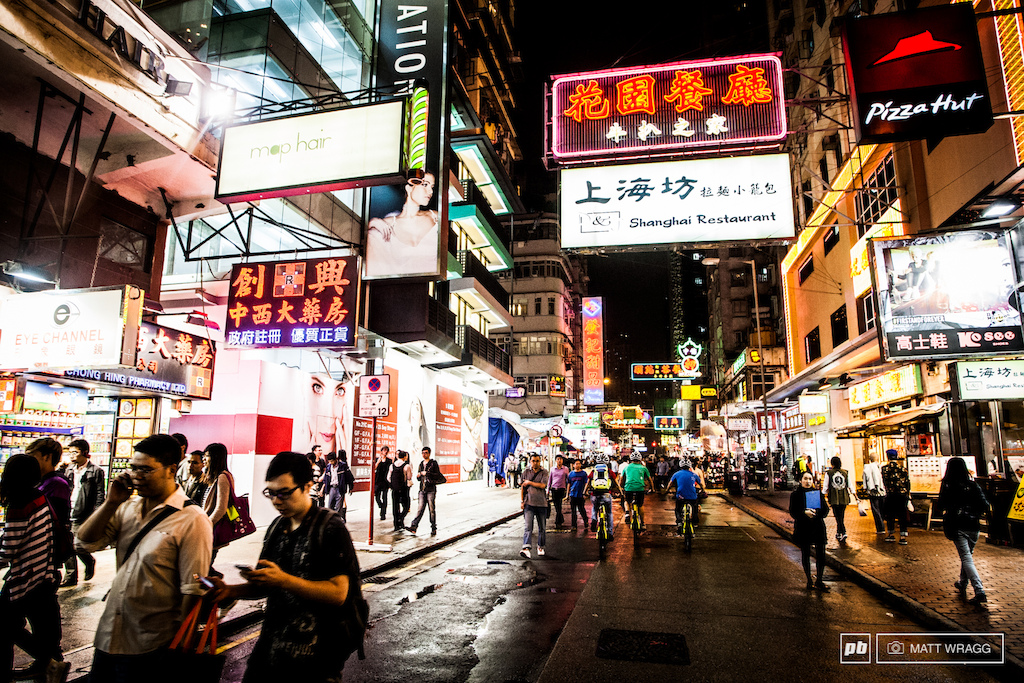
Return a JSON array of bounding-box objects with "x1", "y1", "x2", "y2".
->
[{"x1": 76, "y1": 434, "x2": 212, "y2": 682}]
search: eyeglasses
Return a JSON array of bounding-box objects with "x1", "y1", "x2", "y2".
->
[
  {"x1": 408, "y1": 177, "x2": 434, "y2": 188},
  {"x1": 263, "y1": 486, "x2": 301, "y2": 500},
  {"x1": 128, "y1": 465, "x2": 159, "y2": 476}
]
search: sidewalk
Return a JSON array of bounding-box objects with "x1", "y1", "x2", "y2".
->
[
  {"x1": 24, "y1": 480, "x2": 522, "y2": 680},
  {"x1": 723, "y1": 490, "x2": 1024, "y2": 672}
]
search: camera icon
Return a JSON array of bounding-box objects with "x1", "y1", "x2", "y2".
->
[{"x1": 886, "y1": 641, "x2": 905, "y2": 656}]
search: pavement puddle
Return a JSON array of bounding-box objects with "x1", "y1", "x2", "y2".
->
[{"x1": 398, "y1": 583, "x2": 441, "y2": 604}]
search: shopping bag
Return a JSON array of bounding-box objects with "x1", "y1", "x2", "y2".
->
[
  {"x1": 858, "y1": 499, "x2": 868, "y2": 517},
  {"x1": 165, "y1": 602, "x2": 225, "y2": 683},
  {"x1": 213, "y1": 493, "x2": 257, "y2": 548},
  {"x1": 906, "y1": 500, "x2": 915, "y2": 513}
]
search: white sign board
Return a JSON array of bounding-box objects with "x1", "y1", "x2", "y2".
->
[
  {"x1": 358, "y1": 374, "x2": 390, "y2": 418},
  {"x1": 559, "y1": 154, "x2": 795, "y2": 249},
  {"x1": 0, "y1": 287, "x2": 141, "y2": 371},
  {"x1": 216, "y1": 100, "x2": 407, "y2": 203},
  {"x1": 727, "y1": 418, "x2": 753, "y2": 432},
  {"x1": 952, "y1": 360, "x2": 1024, "y2": 401}
]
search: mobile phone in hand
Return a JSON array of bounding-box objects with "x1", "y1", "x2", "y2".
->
[
  {"x1": 199, "y1": 576, "x2": 216, "y2": 589},
  {"x1": 235, "y1": 564, "x2": 253, "y2": 572}
]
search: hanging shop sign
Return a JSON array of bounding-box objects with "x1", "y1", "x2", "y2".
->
[
  {"x1": 632, "y1": 361, "x2": 698, "y2": 381},
  {"x1": 869, "y1": 230, "x2": 1023, "y2": 360},
  {"x1": 848, "y1": 365, "x2": 922, "y2": 411},
  {"x1": 566, "y1": 412, "x2": 600, "y2": 429},
  {"x1": 798, "y1": 393, "x2": 829, "y2": 415},
  {"x1": 549, "y1": 375, "x2": 567, "y2": 398},
  {"x1": 680, "y1": 384, "x2": 709, "y2": 400},
  {"x1": 62, "y1": 322, "x2": 216, "y2": 399},
  {"x1": 781, "y1": 404, "x2": 805, "y2": 434},
  {"x1": 0, "y1": 286, "x2": 142, "y2": 372},
  {"x1": 726, "y1": 418, "x2": 753, "y2": 432},
  {"x1": 950, "y1": 360, "x2": 1024, "y2": 402},
  {"x1": 225, "y1": 257, "x2": 360, "y2": 349},
  {"x1": 550, "y1": 53, "x2": 786, "y2": 164},
  {"x1": 559, "y1": 154, "x2": 795, "y2": 249},
  {"x1": 505, "y1": 386, "x2": 525, "y2": 398},
  {"x1": 756, "y1": 411, "x2": 777, "y2": 432},
  {"x1": 582, "y1": 297, "x2": 605, "y2": 405},
  {"x1": 654, "y1": 416, "x2": 684, "y2": 430},
  {"x1": 842, "y1": 3, "x2": 993, "y2": 144}
]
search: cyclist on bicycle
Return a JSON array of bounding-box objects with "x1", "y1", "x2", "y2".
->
[
  {"x1": 621, "y1": 452, "x2": 654, "y2": 532},
  {"x1": 584, "y1": 454, "x2": 622, "y2": 540},
  {"x1": 668, "y1": 458, "x2": 702, "y2": 532}
]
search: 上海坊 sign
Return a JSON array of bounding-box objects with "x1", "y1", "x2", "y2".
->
[
  {"x1": 950, "y1": 360, "x2": 1024, "y2": 401},
  {"x1": 225, "y1": 257, "x2": 360, "y2": 349},
  {"x1": 869, "y1": 230, "x2": 1024, "y2": 360},
  {"x1": 0, "y1": 286, "x2": 142, "y2": 372},
  {"x1": 216, "y1": 101, "x2": 408, "y2": 203},
  {"x1": 559, "y1": 154, "x2": 794, "y2": 249},
  {"x1": 550, "y1": 54, "x2": 786, "y2": 164},
  {"x1": 842, "y1": 2, "x2": 993, "y2": 144}
]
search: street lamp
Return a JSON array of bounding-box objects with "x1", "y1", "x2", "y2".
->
[{"x1": 702, "y1": 256, "x2": 775, "y2": 492}]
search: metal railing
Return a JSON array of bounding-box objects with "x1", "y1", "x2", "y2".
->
[{"x1": 457, "y1": 325, "x2": 511, "y2": 374}]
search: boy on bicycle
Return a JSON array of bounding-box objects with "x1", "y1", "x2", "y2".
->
[
  {"x1": 584, "y1": 454, "x2": 622, "y2": 540},
  {"x1": 621, "y1": 452, "x2": 654, "y2": 531},
  {"x1": 668, "y1": 458, "x2": 702, "y2": 532}
]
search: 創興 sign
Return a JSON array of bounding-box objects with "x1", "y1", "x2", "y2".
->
[
  {"x1": 550, "y1": 54, "x2": 786, "y2": 164},
  {"x1": 559, "y1": 155, "x2": 794, "y2": 249},
  {"x1": 950, "y1": 360, "x2": 1024, "y2": 401},
  {"x1": 842, "y1": 3, "x2": 993, "y2": 144},
  {"x1": 0, "y1": 286, "x2": 142, "y2": 371},
  {"x1": 216, "y1": 101, "x2": 408, "y2": 203}
]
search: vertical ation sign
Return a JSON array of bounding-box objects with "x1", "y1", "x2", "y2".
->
[{"x1": 582, "y1": 297, "x2": 605, "y2": 405}]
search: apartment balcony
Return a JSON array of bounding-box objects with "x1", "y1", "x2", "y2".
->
[
  {"x1": 449, "y1": 179, "x2": 513, "y2": 271},
  {"x1": 366, "y1": 282, "x2": 462, "y2": 364},
  {"x1": 449, "y1": 250, "x2": 512, "y2": 331},
  {"x1": 429, "y1": 324, "x2": 513, "y2": 390}
]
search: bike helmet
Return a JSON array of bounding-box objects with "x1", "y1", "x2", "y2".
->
[
  {"x1": 629, "y1": 452, "x2": 642, "y2": 462},
  {"x1": 595, "y1": 454, "x2": 610, "y2": 464},
  {"x1": 680, "y1": 458, "x2": 692, "y2": 469}
]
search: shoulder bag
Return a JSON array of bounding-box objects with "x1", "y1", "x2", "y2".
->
[
  {"x1": 426, "y1": 460, "x2": 448, "y2": 485},
  {"x1": 212, "y1": 473, "x2": 257, "y2": 548}
]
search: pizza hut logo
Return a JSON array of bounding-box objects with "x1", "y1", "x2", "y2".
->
[{"x1": 871, "y1": 31, "x2": 961, "y2": 67}]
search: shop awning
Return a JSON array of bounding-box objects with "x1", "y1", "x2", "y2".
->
[{"x1": 836, "y1": 403, "x2": 946, "y2": 439}]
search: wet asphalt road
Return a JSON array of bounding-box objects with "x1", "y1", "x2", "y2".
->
[{"x1": 215, "y1": 497, "x2": 1009, "y2": 683}]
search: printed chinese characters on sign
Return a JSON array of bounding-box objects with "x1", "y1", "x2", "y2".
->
[
  {"x1": 551, "y1": 54, "x2": 786, "y2": 163},
  {"x1": 582, "y1": 297, "x2": 605, "y2": 406},
  {"x1": 225, "y1": 257, "x2": 360, "y2": 349}
]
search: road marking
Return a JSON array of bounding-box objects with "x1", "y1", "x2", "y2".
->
[{"x1": 217, "y1": 628, "x2": 262, "y2": 654}]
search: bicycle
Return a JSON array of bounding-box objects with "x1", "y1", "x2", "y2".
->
[
  {"x1": 678, "y1": 499, "x2": 696, "y2": 552},
  {"x1": 630, "y1": 499, "x2": 642, "y2": 546},
  {"x1": 596, "y1": 497, "x2": 610, "y2": 559}
]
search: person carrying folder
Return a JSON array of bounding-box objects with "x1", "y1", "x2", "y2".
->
[{"x1": 790, "y1": 471, "x2": 830, "y2": 591}]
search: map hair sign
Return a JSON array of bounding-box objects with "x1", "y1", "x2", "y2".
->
[
  {"x1": 550, "y1": 54, "x2": 786, "y2": 164},
  {"x1": 559, "y1": 154, "x2": 794, "y2": 249},
  {"x1": 216, "y1": 101, "x2": 408, "y2": 203},
  {"x1": 842, "y1": 2, "x2": 992, "y2": 144}
]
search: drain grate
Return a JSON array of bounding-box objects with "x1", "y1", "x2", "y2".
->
[
  {"x1": 596, "y1": 628, "x2": 690, "y2": 665},
  {"x1": 363, "y1": 575, "x2": 397, "y2": 584}
]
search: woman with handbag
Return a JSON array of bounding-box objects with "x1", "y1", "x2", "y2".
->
[
  {"x1": 203, "y1": 443, "x2": 234, "y2": 577},
  {"x1": 935, "y1": 457, "x2": 991, "y2": 604}
]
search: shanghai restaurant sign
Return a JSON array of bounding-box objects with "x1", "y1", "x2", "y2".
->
[
  {"x1": 550, "y1": 54, "x2": 786, "y2": 163},
  {"x1": 842, "y1": 3, "x2": 993, "y2": 144},
  {"x1": 560, "y1": 154, "x2": 794, "y2": 249},
  {"x1": 225, "y1": 257, "x2": 359, "y2": 349},
  {"x1": 216, "y1": 101, "x2": 408, "y2": 203}
]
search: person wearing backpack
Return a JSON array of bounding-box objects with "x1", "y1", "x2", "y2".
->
[
  {"x1": 881, "y1": 449, "x2": 912, "y2": 545},
  {"x1": 935, "y1": 457, "x2": 991, "y2": 605},
  {"x1": 1, "y1": 454, "x2": 68, "y2": 683},
  {"x1": 584, "y1": 454, "x2": 623, "y2": 540},
  {"x1": 207, "y1": 452, "x2": 366, "y2": 682},
  {"x1": 388, "y1": 450, "x2": 413, "y2": 531},
  {"x1": 823, "y1": 456, "x2": 859, "y2": 543}
]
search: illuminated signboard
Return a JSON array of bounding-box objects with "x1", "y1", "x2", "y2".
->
[
  {"x1": 680, "y1": 385, "x2": 705, "y2": 400},
  {"x1": 842, "y1": 3, "x2": 992, "y2": 144},
  {"x1": 798, "y1": 394, "x2": 829, "y2": 415},
  {"x1": 225, "y1": 257, "x2": 359, "y2": 349},
  {"x1": 582, "y1": 297, "x2": 605, "y2": 405},
  {"x1": 550, "y1": 54, "x2": 786, "y2": 164},
  {"x1": 603, "y1": 406, "x2": 651, "y2": 427},
  {"x1": 870, "y1": 231, "x2": 1024, "y2": 360},
  {"x1": 850, "y1": 201, "x2": 905, "y2": 297},
  {"x1": 781, "y1": 404, "x2": 806, "y2": 434},
  {"x1": 848, "y1": 365, "x2": 923, "y2": 411},
  {"x1": 63, "y1": 322, "x2": 215, "y2": 399},
  {"x1": 216, "y1": 101, "x2": 408, "y2": 203},
  {"x1": 559, "y1": 155, "x2": 795, "y2": 249},
  {"x1": 505, "y1": 387, "x2": 525, "y2": 398},
  {"x1": 950, "y1": 360, "x2": 1024, "y2": 401},
  {"x1": 566, "y1": 412, "x2": 600, "y2": 428},
  {"x1": 549, "y1": 375, "x2": 567, "y2": 397},
  {"x1": 632, "y1": 362, "x2": 698, "y2": 381},
  {"x1": 654, "y1": 416, "x2": 684, "y2": 430}
]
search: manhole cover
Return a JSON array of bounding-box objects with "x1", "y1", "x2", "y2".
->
[
  {"x1": 363, "y1": 575, "x2": 397, "y2": 584},
  {"x1": 596, "y1": 628, "x2": 690, "y2": 665}
]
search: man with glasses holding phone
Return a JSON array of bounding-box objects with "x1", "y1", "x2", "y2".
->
[
  {"x1": 206, "y1": 452, "x2": 364, "y2": 683},
  {"x1": 77, "y1": 434, "x2": 212, "y2": 682}
]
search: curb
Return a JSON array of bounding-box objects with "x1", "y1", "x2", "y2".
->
[{"x1": 719, "y1": 493, "x2": 1024, "y2": 678}]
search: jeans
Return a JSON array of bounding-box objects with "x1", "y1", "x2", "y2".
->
[
  {"x1": 392, "y1": 486, "x2": 411, "y2": 529},
  {"x1": 327, "y1": 487, "x2": 347, "y2": 523},
  {"x1": 569, "y1": 495, "x2": 588, "y2": 526},
  {"x1": 64, "y1": 521, "x2": 95, "y2": 579},
  {"x1": 591, "y1": 493, "x2": 614, "y2": 536},
  {"x1": 523, "y1": 505, "x2": 548, "y2": 548},
  {"x1": 884, "y1": 494, "x2": 909, "y2": 534},
  {"x1": 550, "y1": 488, "x2": 566, "y2": 526},
  {"x1": 869, "y1": 496, "x2": 885, "y2": 532},
  {"x1": 375, "y1": 484, "x2": 389, "y2": 519},
  {"x1": 409, "y1": 489, "x2": 436, "y2": 531},
  {"x1": 800, "y1": 538, "x2": 827, "y2": 582},
  {"x1": 833, "y1": 503, "x2": 848, "y2": 537},
  {"x1": 953, "y1": 529, "x2": 984, "y2": 592},
  {"x1": 1, "y1": 582, "x2": 61, "y2": 683}
]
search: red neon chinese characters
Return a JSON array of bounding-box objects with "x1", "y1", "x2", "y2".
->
[
  {"x1": 309, "y1": 258, "x2": 350, "y2": 295},
  {"x1": 563, "y1": 80, "x2": 611, "y2": 122},
  {"x1": 616, "y1": 74, "x2": 657, "y2": 116},
  {"x1": 664, "y1": 69, "x2": 714, "y2": 112},
  {"x1": 721, "y1": 65, "x2": 773, "y2": 106}
]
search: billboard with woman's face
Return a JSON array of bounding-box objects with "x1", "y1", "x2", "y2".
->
[{"x1": 364, "y1": 172, "x2": 443, "y2": 280}]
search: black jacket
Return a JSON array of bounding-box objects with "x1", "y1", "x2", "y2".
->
[
  {"x1": 790, "y1": 487, "x2": 830, "y2": 545},
  {"x1": 374, "y1": 459, "x2": 392, "y2": 489},
  {"x1": 935, "y1": 479, "x2": 989, "y2": 536},
  {"x1": 68, "y1": 460, "x2": 106, "y2": 523},
  {"x1": 417, "y1": 459, "x2": 441, "y2": 493}
]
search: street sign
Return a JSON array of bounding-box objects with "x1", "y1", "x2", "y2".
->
[{"x1": 358, "y1": 374, "x2": 390, "y2": 417}]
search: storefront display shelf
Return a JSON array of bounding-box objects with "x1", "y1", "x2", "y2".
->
[{"x1": 0, "y1": 424, "x2": 84, "y2": 435}]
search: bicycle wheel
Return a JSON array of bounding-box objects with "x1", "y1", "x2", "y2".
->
[
  {"x1": 632, "y1": 504, "x2": 641, "y2": 545},
  {"x1": 683, "y1": 506, "x2": 693, "y2": 553},
  {"x1": 598, "y1": 516, "x2": 608, "y2": 560}
]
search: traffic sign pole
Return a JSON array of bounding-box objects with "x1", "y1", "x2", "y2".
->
[{"x1": 368, "y1": 416, "x2": 377, "y2": 545}]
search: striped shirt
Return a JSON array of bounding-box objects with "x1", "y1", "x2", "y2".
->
[{"x1": 1, "y1": 490, "x2": 58, "y2": 600}]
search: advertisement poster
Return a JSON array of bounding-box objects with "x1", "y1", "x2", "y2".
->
[
  {"x1": 364, "y1": 172, "x2": 442, "y2": 279},
  {"x1": 870, "y1": 231, "x2": 1024, "y2": 359},
  {"x1": 296, "y1": 366, "x2": 358, "y2": 460},
  {"x1": 908, "y1": 455, "x2": 978, "y2": 494},
  {"x1": 461, "y1": 394, "x2": 485, "y2": 481},
  {"x1": 351, "y1": 367, "x2": 399, "y2": 491},
  {"x1": 435, "y1": 385, "x2": 462, "y2": 481}
]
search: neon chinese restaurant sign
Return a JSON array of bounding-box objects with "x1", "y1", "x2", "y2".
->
[
  {"x1": 582, "y1": 297, "x2": 605, "y2": 405},
  {"x1": 225, "y1": 257, "x2": 360, "y2": 349},
  {"x1": 550, "y1": 54, "x2": 786, "y2": 164},
  {"x1": 848, "y1": 365, "x2": 922, "y2": 411}
]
